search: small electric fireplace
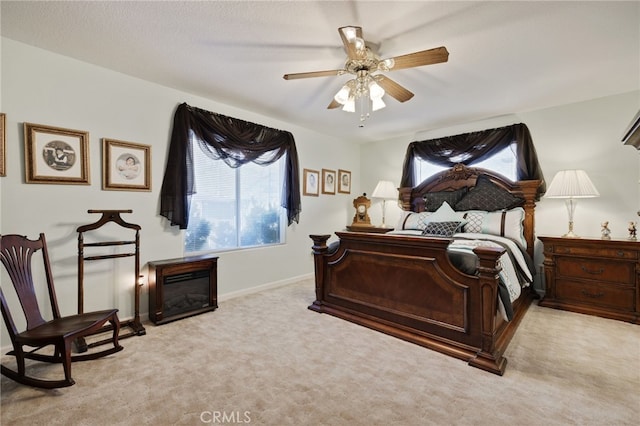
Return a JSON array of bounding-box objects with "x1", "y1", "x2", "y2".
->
[{"x1": 148, "y1": 254, "x2": 218, "y2": 325}]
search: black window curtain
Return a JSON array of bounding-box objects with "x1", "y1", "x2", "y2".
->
[
  {"x1": 160, "y1": 103, "x2": 301, "y2": 229},
  {"x1": 399, "y1": 123, "x2": 546, "y2": 197}
]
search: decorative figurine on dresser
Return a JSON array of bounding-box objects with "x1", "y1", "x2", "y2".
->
[
  {"x1": 539, "y1": 235, "x2": 640, "y2": 324},
  {"x1": 600, "y1": 222, "x2": 611, "y2": 240},
  {"x1": 628, "y1": 221, "x2": 637, "y2": 240}
]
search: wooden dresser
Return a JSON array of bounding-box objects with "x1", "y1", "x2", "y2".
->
[{"x1": 539, "y1": 236, "x2": 639, "y2": 324}]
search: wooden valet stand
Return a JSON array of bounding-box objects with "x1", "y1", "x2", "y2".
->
[{"x1": 76, "y1": 210, "x2": 146, "y2": 351}]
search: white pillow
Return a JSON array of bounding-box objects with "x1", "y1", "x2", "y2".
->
[
  {"x1": 399, "y1": 211, "x2": 432, "y2": 230},
  {"x1": 399, "y1": 202, "x2": 468, "y2": 230},
  {"x1": 461, "y1": 207, "x2": 526, "y2": 248},
  {"x1": 427, "y1": 201, "x2": 467, "y2": 224}
]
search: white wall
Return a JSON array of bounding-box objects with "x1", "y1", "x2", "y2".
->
[
  {"x1": 0, "y1": 39, "x2": 360, "y2": 343},
  {"x1": 2, "y1": 36, "x2": 639, "y2": 343},
  {"x1": 362, "y1": 90, "x2": 640, "y2": 291}
]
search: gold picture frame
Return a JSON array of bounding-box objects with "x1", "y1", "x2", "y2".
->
[
  {"x1": 102, "y1": 138, "x2": 151, "y2": 191},
  {"x1": 24, "y1": 122, "x2": 90, "y2": 184},
  {"x1": 322, "y1": 168, "x2": 336, "y2": 195},
  {"x1": 303, "y1": 168, "x2": 319, "y2": 196},
  {"x1": 338, "y1": 169, "x2": 351, "y2": 194},
  {"x1": 0, "y1": 113, "x2": 5, "y2": 177}
]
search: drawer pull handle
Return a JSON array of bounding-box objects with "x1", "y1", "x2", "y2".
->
[
  {"x1": 617, "y1": 251, "x2": 626, "y2": 257},
  {"x1": 580, "y1": 266, "x2": 604, "y2": 275},
  {"x1": 581, "y1": 289, "x2": 604, "y2": 299}
]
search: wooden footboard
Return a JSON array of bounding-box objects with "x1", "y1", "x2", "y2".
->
[{"x1": 309, "y1": 232, "x2": 535, "y2": 375}]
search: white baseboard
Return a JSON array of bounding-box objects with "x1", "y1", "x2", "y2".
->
[{"x1": 218, "y1": 273, "x2": 314, "y2": 302}]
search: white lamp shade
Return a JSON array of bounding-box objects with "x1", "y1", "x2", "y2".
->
[
  {"x1": 545, "y1": 170, "x2": 600, "y2": 199},
  {"x1": 371, "y1": 96, "x2": 386, "y2": 111},
  {"x1": 368, "y1": 80, "x2": 385, "y2": 99},
  {"x1": 371, "y1": 180, "x2": 397, "y2": 199},
  {"x1": 334, "y1": 85, "x2": 351, "y2": 105},
  {"x1": 342, "y1": 97, "x2": 355, "y2": 112}
]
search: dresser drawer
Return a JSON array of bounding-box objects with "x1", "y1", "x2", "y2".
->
[
  {"x1": 553, "y1": 245, "x2": 638, "y2": 260},
  {"x1": 555, "y1": 257, "x2": 635, "y2": 285},
  {"x1": 556, "y1": 279, "x2": 635, "y2": 311}
]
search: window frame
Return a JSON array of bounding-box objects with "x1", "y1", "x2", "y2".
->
[{"x1": 184, "y1": 147, "x2": 287, "y2": 255}]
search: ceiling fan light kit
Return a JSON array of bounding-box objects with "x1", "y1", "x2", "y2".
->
[{"x1": 283, "y1": 26, "x2": 449, "y2": 127}]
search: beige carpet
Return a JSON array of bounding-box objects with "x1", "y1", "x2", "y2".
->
[{"x1": 1, "y1": 278, "x2": 639, "y2": 426}]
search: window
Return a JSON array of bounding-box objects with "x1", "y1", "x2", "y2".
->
[
  {"x1": 414, "y1": 143, "x2": 518, "y2": 184},
  {"x1": 184, "y1": 142, "x2": 285, "y2": 253}
]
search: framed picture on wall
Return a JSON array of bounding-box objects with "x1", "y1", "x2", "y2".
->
[
  {"x1": 322, "y1": 169, "x2": 336, "y2": 195},
  {"x1": 24, "y1": 122, "x2": 90, "y2": 184},
  {"x1": 303, "y1": 168, "x2": 320, "y2": 196},
  {"x1": 102, "y1": 138, "x2": 151, "y2": 191},
  {"x1": 338, "y1": 169, "x2": 351, "y2": 194},
  {"x1": 0, "y1": 113, "x2": 5, "y2": 177}
]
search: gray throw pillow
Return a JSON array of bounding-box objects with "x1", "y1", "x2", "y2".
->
[
  {"x1": 454, "y1": 174, "x2": 524, "y2": 211},
  {"x1": 423, "y1": 187, "x2": 468, "y2": 212},
  {"x1": 421, "y1": 221, "x2": 464, "y2": 237}
]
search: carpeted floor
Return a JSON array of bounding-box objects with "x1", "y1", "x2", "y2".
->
[{"x1": 1, "y1": 278, "x2": 639, "y2": 425}]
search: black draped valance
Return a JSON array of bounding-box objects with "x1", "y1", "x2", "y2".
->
[
  {"x1": 400, "y1": 123, "x2": 545, "y2": 197},
  {"x1": 160, "y1": 103, "x2": 301, "y2": 229}
]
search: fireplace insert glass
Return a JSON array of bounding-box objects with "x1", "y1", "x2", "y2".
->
[{"x1": 162, "y1": 270, "x2": 211, "y2": 319}]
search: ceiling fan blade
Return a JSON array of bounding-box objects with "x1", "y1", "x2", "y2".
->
[
  {"x1": 338, "y1": 26, "x2": 363, "y2": 60},
  {"x1": 327, "y1": 99, "x2": 341, "y2": 109},
  {"x1": 283, "y1": 69, "x2": 344, "y2": 80},
  {"x1": 375, "y1": 75, "x2": 414, "y2": 103},
  {"x1": 386, "y1": 46, "x2": 449, "y2": 71}
]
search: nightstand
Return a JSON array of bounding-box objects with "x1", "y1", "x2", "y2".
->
[
  {"x1": 346, "y1": 225, "x2": 394, "y2": 233},
  {"x1": 539, "y1": 236, "x2": 639, "y2": 324}
]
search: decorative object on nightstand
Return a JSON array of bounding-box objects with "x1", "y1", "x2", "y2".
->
[
  {"x1": 600, "y1": 221, "x2": 611, "y2": 240},
  {"x1": 350, "y1": 193, "x2": 371, "y2": 227},
  {"x1": 539, "y1": 236, "x2": 639, "y2": 324},
  {"x1": 371, "y1": 180, "x2": 397, "y2": 228},
  {"x1": 544, "y1": 169, "x2": 600, "y2": 238},
  {"x1": 628, "y1": 221, "x2": 637, "y2": 240}
]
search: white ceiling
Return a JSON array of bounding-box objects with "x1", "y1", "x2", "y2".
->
[{"x1": 2, "y1": 1, "x2": 639, "y2": 143}]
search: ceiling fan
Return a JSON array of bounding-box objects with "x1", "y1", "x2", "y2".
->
[{"x1": 283, "y1": 26, "x2": 449, "y2": 123}]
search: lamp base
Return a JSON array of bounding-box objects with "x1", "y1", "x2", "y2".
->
[
  {"x1": 562, "y1": 221, "x2": 580, "y2": 238},
  {"x1": 561, "y1": 231, "x2": 581, "y2": 238}
]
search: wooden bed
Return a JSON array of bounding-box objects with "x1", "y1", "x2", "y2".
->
[{"x1": 309, "y1": 164, "x2": 541, "y2": 375}]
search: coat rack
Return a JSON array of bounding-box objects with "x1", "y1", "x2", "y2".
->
[{"x1": 77, "y1": 209, "x2": 145, "y2": 350}]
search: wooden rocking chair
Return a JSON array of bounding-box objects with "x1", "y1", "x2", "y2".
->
[{"x1": 0, "y1": 233, "x2": 123, "y2": 388}]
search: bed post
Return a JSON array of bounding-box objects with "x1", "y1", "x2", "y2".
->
[
  {"x1": 308, "y1": 234, "x2": 331, "y2": 313},
  {"x1": 468, "y1": 245, "x2": 508, "y2": 376},
  {"x1": 517, "y1": 180, "x2": 541, "y2": 259}
]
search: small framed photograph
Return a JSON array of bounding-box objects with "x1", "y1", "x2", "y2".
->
[
  {"x1": 24, "y1": 122, "x2": 90, "y2": 184},
  {"x1": 303, "y1": 168, "x2": 320, "y2": 196},
  {"x1": 102, "y1": 138, "x2": 151, "y2": 191},
  {"x1": 338, "y1": 169, "x2": 351, "y2": 194},
  {"x1": 322, "y1": 169, "x2": 336, "y2": 195},
  {"x1": 0, "y1": 113, "x2": 5, "y2": 177}
]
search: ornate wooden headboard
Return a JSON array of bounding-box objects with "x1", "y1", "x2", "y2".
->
[{"x1": 398, "y1": 164, "x2": 541, "y2": 258}]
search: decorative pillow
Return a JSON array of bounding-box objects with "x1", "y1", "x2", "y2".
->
[
  {"x1": 427, "y1": 201, "x2": 467, "y2": 224},
  {"x1": 423, "y1": 188, "x2": 468, "y2": 212},
  {"x1": 454, "y1": 174, "x2": 524, "y2": 211},
  {"x1": 399, "y1": 201, "x2": 467, "y2": 230},
  {"x1": 421, "y1": 221, "x2": 464, "y2": 237},
  {"x1": 400, "y1": 211, "x2": 433, "y2": 230},
  {"x1": 462, "y1": 207, "x2": 527, "y2": 248}
]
